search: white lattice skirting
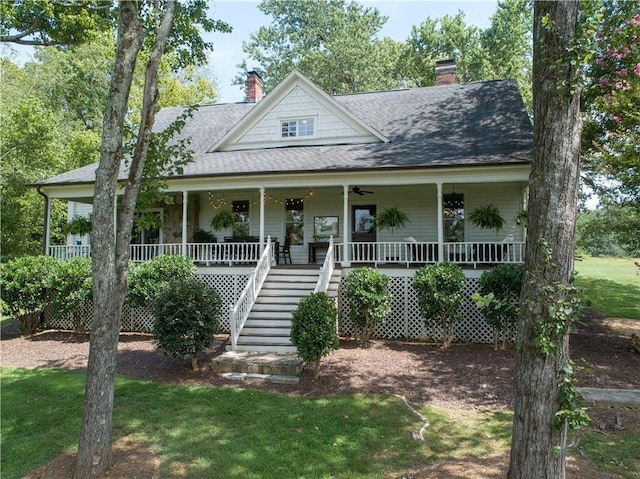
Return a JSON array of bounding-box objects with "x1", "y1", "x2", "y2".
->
[
  {"x1": 43, "y1": 272, "x2": 250, "y2": 334},
  {"x1": 43, "y1": 272, "x2": 495, "y2": 344},
  {"x1": 338, "y1": 276, "x2": 494, "y2": 344}
]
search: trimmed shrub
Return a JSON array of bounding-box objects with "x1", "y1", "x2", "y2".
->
[
  {"x1": 413, "y1": 263, "x2": 465, "y2": 348},
  {"x1": 291, "y1": 292, "x2": 339, "y2": 380},
  {"x1": 49, "y1": 257, "x2": 93, "y2": 331},
  {"x1": 151, "y1": 277, "x2": 222, "y2": 370},
  {"x1": 0, "y1": 255, "x2": 58, "y2": 335},
  {"x1": 128, "y1": 255, "x2": 196, "y2": 307},
  {"x1": 343, "y1": 267, "x2": 392, "y2": 344},
  {"x1": 472, "y1": 264, "x2": 523, "y2": 349}
]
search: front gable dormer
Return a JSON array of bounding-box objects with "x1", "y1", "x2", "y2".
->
[{"x1": 210, "y1": 70, "x2": 388, "y2": 152}]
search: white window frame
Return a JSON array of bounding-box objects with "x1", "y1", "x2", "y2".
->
[{"x1": 280, "y1": 118, "x2": 314, "y2": 138}]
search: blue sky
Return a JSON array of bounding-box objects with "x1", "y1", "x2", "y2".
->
[{"x1": 207, "y1": 0, "x2": 499, "y2": 102}]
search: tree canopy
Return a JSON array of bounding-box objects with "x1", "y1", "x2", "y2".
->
[
  {"x1": 581, "y1": 0, "x2": 640, "y2": 209},
  {"x1": 236, "y1": 0, "x2": 393, "y2": 93},
  {"x1": 237, "y1": 0, "x2": 533, "y2": 104},
  {"x1": 0, "y1": 11, "x2": 224, "y2": 257}
]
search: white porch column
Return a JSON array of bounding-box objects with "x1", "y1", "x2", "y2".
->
[
  {"x1": 259, "y1": 187, "x2": 265, "y2": 253},
  {"x1": 44, "y1": 195, "x2": 51, "y2": 255},
  {"x1": 342, "y1": 184, "x2": 350, "y2": 266},
  {"x1": 437, "y1": 182, "x2": 444, "y2": 263},
  {"x1": 181, "y1": 190, "x2": 188, "y2": 256}
]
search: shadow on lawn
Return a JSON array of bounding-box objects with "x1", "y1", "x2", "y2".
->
[
  {"x1": 576, "y1": 276, "x2": 640, "y2": 320},
  {"x1": 571, "y1": 309, "x2": 640, "y2": 390}
]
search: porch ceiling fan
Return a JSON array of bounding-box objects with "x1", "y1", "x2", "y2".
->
[{"x1": 351, "y1": 186, "x2": 374, "y2": 196}]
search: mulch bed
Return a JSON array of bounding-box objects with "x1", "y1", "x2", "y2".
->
[{"x1": 2, "y1": 309, "x2": 638, "y2": 412}]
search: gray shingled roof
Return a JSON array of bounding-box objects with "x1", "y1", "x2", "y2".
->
[{"x1": 38, "y1": 79, "x2": 532, "y2": 186}]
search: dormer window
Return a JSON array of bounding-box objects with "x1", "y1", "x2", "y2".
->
[{"x1": 281, "y1": 118, "x2": 314, "y2": 138}]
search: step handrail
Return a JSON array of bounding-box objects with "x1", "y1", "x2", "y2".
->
[
  {"x1": 229, "y1": 237, "x2": 273, "y2": 350},
  {"x1": 314, "y1": 236, "x2": 334, "y2": 293}
]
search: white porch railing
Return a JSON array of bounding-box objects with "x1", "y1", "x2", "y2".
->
[
  {"x1": 344, "y1": 241, "x2": 525, "y2": 267},
  {"x1": 186, "y1": 242, "x2": 262, "y2": 266},
  {"x1": 48, "y1": 245, "x2": 92, "y2": 260},
  {"x1": 228, "y1": 237, "x2": 273, "y2": 350},
  {"x1": 49, "y1": 240, "x2": 525, "y2": 268},
  {"x1": 442, "y1": 241, "x2": 525, "y2": 266},
  {"x1": 314, "y1": 236, "x2": 335, "y2": 293},
  {"x1": 48, "y1": 241, "x2": 264, "y2": 265},
  {"x1": 129, "y1": 243, "x2": 183, "y2": 262},
  {"x1": 346, "y1": 241, "x2": 440, "y2": 266}
]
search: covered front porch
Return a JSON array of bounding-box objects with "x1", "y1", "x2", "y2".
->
[{"x1": 46, "y1": 166, "x2": 529, "y2": 269}]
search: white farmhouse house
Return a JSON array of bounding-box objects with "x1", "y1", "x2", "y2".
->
[{"x1": 36, "y1": 64, "x2": 532, "y2": 351}]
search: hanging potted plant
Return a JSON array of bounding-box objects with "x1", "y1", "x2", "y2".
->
[
  {"x1": 468, "y1": 204, "x2": 506, "y2": 262},
  {"x1": 467, "y1": 204, "x2": 505, "y2": 233},
  {"x1": 65, "y1": 216, "x2": 92, "y2": 236},
  {"x1": 210, "y1": 209, "x2": 235, "y2": 232},
  {"x1": 373, "y1": 205, "x2": 410, "y2": 234}
]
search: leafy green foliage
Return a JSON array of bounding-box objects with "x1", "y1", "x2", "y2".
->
[
  {"x1": 374, "y1": 205, "x2": 410, "y2": 234},
  {"x1": 403, "y1": 11, "x2": 485, "y2": 86},
  {"x1": 192, "y1": 229, "x2": 216, "y2": 243},
  {"x1": 290, "y1": 292, "x2": 339, "y2": 379},
  {"x1": 472, "y1": 264, "x2": 523, "y2": 349},
  {"x1": 0, "y1": 255, "x2": 58, "y2": 334},
  {"x1": 151, "y1": 277, "x2": 221, "y2": 370},
  {"x1": 48, "y1": 257, "x2": 92, "y2": 329},
  {"x1": 576, "y1": 206, "x2": 640, "y2": 257},
  {"x1": 530, "y1": 240, "x2": 586, "y2": 356},
  {"x1": 0, "y1": 24, "x2": 223, "y2": 257},
  {"x1": 555, "y1": 361, "x2": 589, "y2": 430},
  {"x1": 343, "y1": 267, "x2": 392, "y2": 343},
  {"x1": 581, "y1": 0, "x2": 640, "y2": 209},
  {"x1": 64, "y1": 215, "x2": 92, "y2": 236},
  {"x1": 237, "y1": 0, "x2": 396, "y2": 94},
  {"x1": 528, "y1": 239, "x2": 589, "y2": 432},
  {"x1": 127, "y1": 255, "x2": 196, "y2": 307},
  {"x1": 0, "y1": 0, "x2": 113, "y2": 46},
  {"x1": 209, "y1": 209, "x2": 235, "y2": 231},
  {"x1": 413, "y1": 263, "x2": 465, "y2": 348},
  {"x1": 467, "y1": 204, "x2": 506, "y2": 233}
]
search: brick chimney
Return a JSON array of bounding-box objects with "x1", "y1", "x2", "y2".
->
[
  {"x1": 435, "y1": 59, "x2": 457, "y2": 86},
  {"x1": 246, "y1": 71, "x2": 263, "y2": 102}
]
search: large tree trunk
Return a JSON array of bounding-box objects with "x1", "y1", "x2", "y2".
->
[
  {"x1": 74, "y1": 4, "x2": 145, "y2": 478},
  {"x1": 75, "y1": 2, "x2": 177, "y2": 478},
  {"x1": 507, "y1": 2, "x2": 581, "y2": 479}
]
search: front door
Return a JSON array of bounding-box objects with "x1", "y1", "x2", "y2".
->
[{"x1": 352, "y1": 205, "x2": 376, "y2": 261}]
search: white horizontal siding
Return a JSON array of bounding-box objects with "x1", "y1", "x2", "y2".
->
[
  {"x1": 461, "y1": 183, "x2": 524, "y2": 242},
  {"x1": 176, "y1": 183, "x2": 527, "y2": 264}
]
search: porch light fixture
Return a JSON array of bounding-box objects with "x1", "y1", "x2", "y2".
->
[
  {"x1": 208, "y1": 192, "x2": 228, "y2": 210},
  {"x1": 263, "y1": 190, "x2": 314, "y2": 205},
  {"x1": 445, "y1": 193, "x2": 464, "y2": 209},
  {"x1": 444, "y1": 186, "x2": 464, "y2": 209}
]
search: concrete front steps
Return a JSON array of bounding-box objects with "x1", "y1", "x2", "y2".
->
[
  {"x1": 210, "y1": 351, "x2": 304, "y2": 380},
  {"x1": 231, "y1": 266, "x2": 342, "y2": 354}
]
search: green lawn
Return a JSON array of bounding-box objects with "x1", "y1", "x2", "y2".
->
[
  {"x1": 1, "y1": 367, "x2": 512, "y2": 479},
  {"x1": 574, "y1": 256, "x2": 640, "y2": 319}
]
